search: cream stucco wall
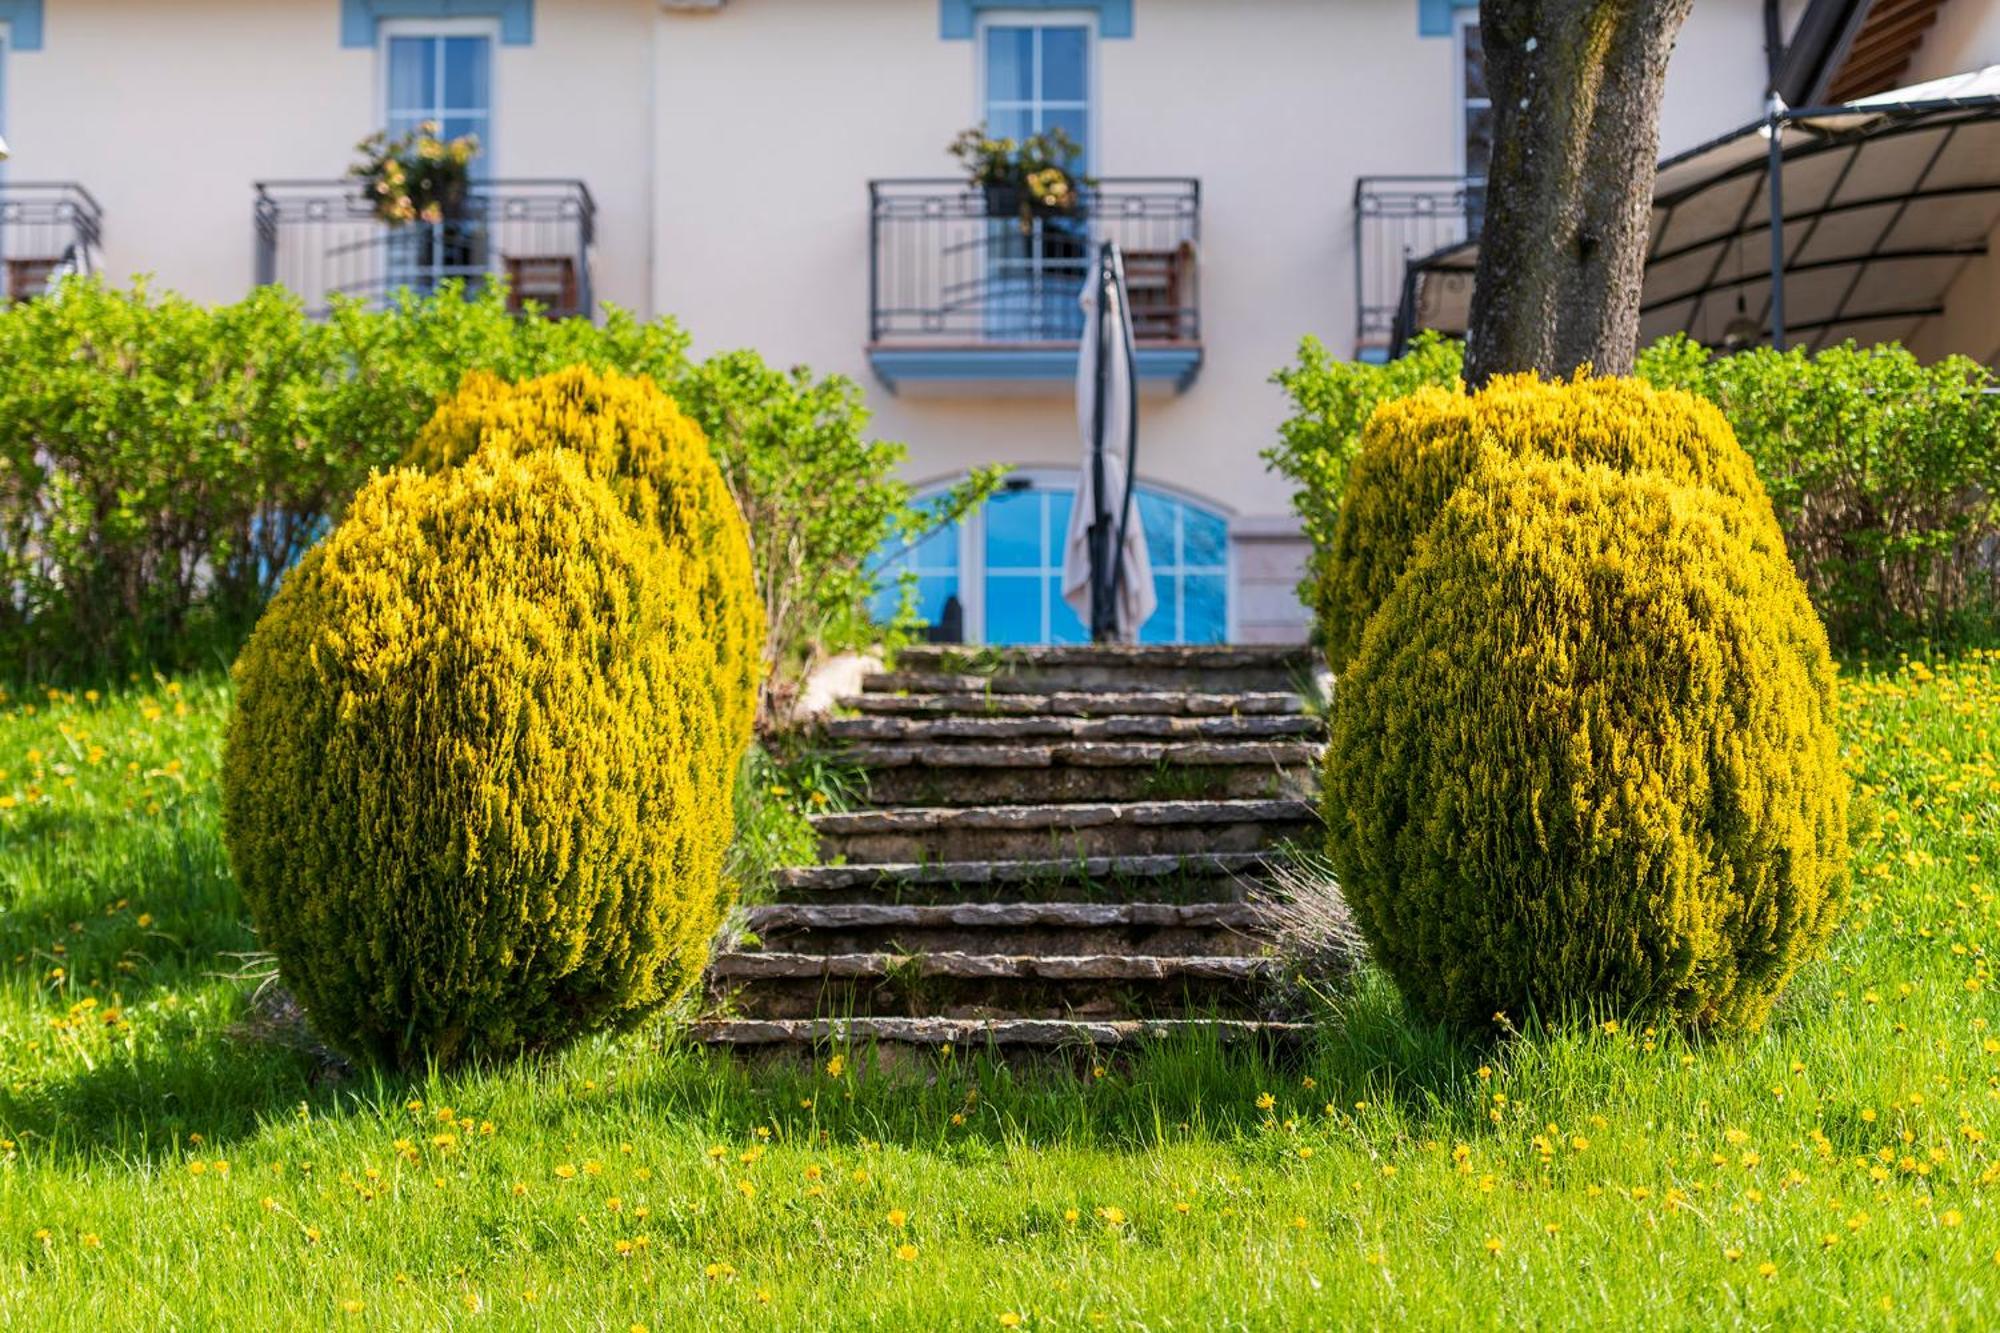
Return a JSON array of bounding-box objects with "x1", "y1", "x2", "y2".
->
[
  {"x1": 1, "y1": 0, "x2": 654, "y2": 312},
  {"x1": 650, "y1": 0, "x2": 1780, "y2": 546}
]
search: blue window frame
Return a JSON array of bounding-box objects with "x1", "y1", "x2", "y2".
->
[
  {"x1": 382, "y1": 28, "x2": 493, "y2": 298},
  {"x1": 983, "y1": 486, "x2": 1089, "y2": 645},
  {"x1": 873, "y1": 480, "x2": 1228, "y2": 645},
  {"x1": 981, "y1": 17, "x2": 1092, "y2": 341},
  {"x1": 871, "y1": 509, "x2": 963, "y2": 632},
  {"x1": 385, "y1": 32, "x2": 493, "y2": 166}
]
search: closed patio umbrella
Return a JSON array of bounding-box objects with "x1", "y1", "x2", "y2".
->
[{"x1": 1062, "y1": 241, "x2": 1156, "y2": 642}]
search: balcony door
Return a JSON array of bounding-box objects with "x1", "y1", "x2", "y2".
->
[
  {"x1": 381, "y1": 25, "x2": 493, "y2": 302},
  {"x1": 874, "y1": 476, "x2": 1230, "y2": 646},
  {"x1": 978, "y1": 16, "x2": 1093, "y2": 341}
]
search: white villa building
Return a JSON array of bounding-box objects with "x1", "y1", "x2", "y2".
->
[{"x1": 2, "y1": 0, "x2": 1996, "y2": 644}]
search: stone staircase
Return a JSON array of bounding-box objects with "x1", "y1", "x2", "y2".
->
[{"x1": 695, "y1": 645, "x2": 1327, "y2": 1054}]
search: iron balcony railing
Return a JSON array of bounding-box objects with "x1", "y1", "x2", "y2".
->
[
  {"x1": 253, "y1": 179, "x2": 596, "y2": 319},
  {"x1": 869, "y1": 177, "x2": 1200, "y2": 346},
  {"x1": 0, "y1": 182, "x2": 104, "y2": 301},
  {"x1": 1354, "y1": 175, "x2": 1484, "y2": 353}
]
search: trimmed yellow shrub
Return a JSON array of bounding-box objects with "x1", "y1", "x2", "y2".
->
[
  {"x1": 1324, "y1": 456, "x2": 1848, "y2": 1031},
  {"x1": 408, "y1": 365, "x2": 762, "y2": 758},
  {"x1": 221, "y1": 448, "x2": 733, "y2": 1067},
  {"x1": 1319, "y1": 374, "x2": 1783, "y2": 672}
]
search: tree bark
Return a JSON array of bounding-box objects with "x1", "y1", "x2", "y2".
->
[{"x1": 1464, "y1": 0, "x2": 1694, "y2": 387}]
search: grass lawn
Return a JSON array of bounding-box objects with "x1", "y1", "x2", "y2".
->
[{"x1": 0, "y1": 657, "x2": 1995, "y2": 1329}]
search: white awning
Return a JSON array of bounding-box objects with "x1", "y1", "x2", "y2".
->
[{"x1": 1403, "y1": 65, "x2": 2000, "y2": 355}]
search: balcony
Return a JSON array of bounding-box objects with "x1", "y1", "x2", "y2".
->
[
  {"x1": 0, "y1": 183, "x2": 104, "y2": 301},
  {"x1": 1354, "y1": 176, "x2": 1482, "y2": 359},
  {"x1": 253, "y1": 179, "x2": 595, "y2": 319},
  {"x1": 868, "y1": 178, "x2": 1202, "y2": 393}
]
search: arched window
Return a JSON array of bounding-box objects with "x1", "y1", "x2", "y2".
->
[{"x1": 872, "y1": 477, "x2": 1228, "y2": 645}]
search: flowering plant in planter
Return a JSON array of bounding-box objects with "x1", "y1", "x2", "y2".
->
[
  {"x1": 949, "y1": 125, "x2": 1091, "y2": 232},
  {"x1": 349, "y1": 122, "x2": 479, "y2": 225}
]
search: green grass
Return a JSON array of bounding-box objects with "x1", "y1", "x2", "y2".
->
[{"x1": 0, "y1": 658, "x2": 1995, "y2": 1328}]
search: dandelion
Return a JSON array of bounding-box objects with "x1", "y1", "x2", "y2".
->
[
  {"x1": 1255, "y1": 1092, "x2": 1275, "y2": 1111},
  {"x1": 1291, "y1": 1215, "x2": 1308, "y2": 1230},
  {"x1": 1098, "y1": 1206, "x2": 1126, "y2": 1227},
  {"x1": 999, "y1": 1315, "x2": 1022, "y2": 1328},
  {"x1": 1942, "y1": 1210, "x2": 1963, "y2": 1227},
  {"x1": 1483, "y1": 1236, "x2": 1502, "y2": 1255},
  {"x1": 1759, "y1": 1261, "x2": 1778, "y2": 1279},
  {"x1": 554, "y1": 1164, "x2": 577, "y2": 1180},
  {"x1": 340, "y1": 1300, "x2": 364, "y2": 1316},
  {"x1": 826, "y1": 1054, "x2": 847, "y2": 1078},
  {"x1": 896, "y1": 1243, "x2": 918, "y2": 1262},
  {"x1": 737, "y1": 1179, "x2": 756, "y2": 1200},
  {"x1": 887, "y1": 1209, "x2": 907, "y2": 1228}
]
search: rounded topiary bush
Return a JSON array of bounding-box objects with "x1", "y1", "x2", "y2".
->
[
  {"x1": 1318, "y1": 374, "x2": 1783, "y2": 672},
  {"x1": 1323, "y1": 456, "x2": 1848, "y2": 1031},
  {"x1": 222, "y1": 447, "x2": 733, "y2": 1068},
  {"x1": 408, "y1": 365, "x2": 763, "y2": 756}
]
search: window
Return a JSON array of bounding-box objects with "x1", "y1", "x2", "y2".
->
[
  {"x1": 1136, "y1": 490, "x2": 1228, "y2": 644},
  {"x1": 873, "y1": 478, "x2": 1228, "y2": 646},
  {"x1": 981, "y1": 20, "x2": 1090, "y2": 161},
  {"x1": 983, "y1": 486, "x2": 1089, "y2": 645},
  {"x1": 381, "y1": 26, "x2": 493, "y2": 298},
  {"x1": 1458, "y1": 15, "x2": 1491, "y2": 226},
  {"x1": 384, "y1": 30, "x2": 493, "y2": 164},
  {"x1": 980, "y1": 17, "x2": 1093, "y2": 340},
  {"x1": 871, "y1": 508, "x2": 964, "y2": 635}
]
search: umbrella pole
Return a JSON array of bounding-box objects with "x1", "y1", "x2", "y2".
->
[{"x1": 1089, "y1": 241, "x2": 1114, "y2": 643}]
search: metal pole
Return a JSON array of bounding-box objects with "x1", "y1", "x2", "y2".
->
[{"x1": 1766, "y1": 93, "x2": 1787, "y2": 350}]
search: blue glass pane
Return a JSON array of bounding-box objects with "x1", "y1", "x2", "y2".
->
[
  {"x1": 442, "y1": 37, "x2": 489, "y2": 111},
  {"x1": 985, "y1": 491, "x2": 1042, "y2": 569},
  {"x1": 1043, "y1": 107, "x2": 1089, "y2": 163},
  {"x1": 1137, "y1": 491, "x2": 1176, "y2": 563},
  {"x1": 386, "y1": 37, "x2": 435, "y2": 113},
  {"x1": 1139, "y1": 574, "x2": 1176, "y2": 644},
  {"x1": 915, "y1": 574, "x2": 958, "y2": 625},
  {"x1": 1184, "y1": 574, "x2": 1228, "y2": 643},
  {"x1": 985, "y1": 27, "x2": 1034, "y2": 104},
  {"x1": 1184, "y1": 507, "x2": 1228, "y2": 568},
  {"x1": 985, "y1": 574, "x2": 1043, "y2": 645},
  {"x1": 1048, "y1": 577, "x2": 1088, "y2": 644},
  {"x1": 984, "y1": 107, "x2": 1033, "y2": 144},
  {"x1": 1045, "y1": 490, "x2": 1074, "y2": 562},
  {"x1": 1041, "y1": 27, "x2": 1089, "y2": 102},
  {"x1": 910, "y1": 520, "x2": 959, "y2": 571}
]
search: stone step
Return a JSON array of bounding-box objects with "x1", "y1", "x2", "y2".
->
[
  {"x1": 739, "y1": 901, "x2": 1271, "y2": 957},
  {"x1": 771, "y1": 851, "x2": 1281, "y2": 904},
  {"x1": 811, "y1": 798, "x2": 1319, "y2": 863},
  {"x1": 690, "y1": 1016, "x2": 1311, "y2": 1051},
  {"x1": 879, "y1": 645, "x2": 1319, "y2": 696},
  {"x1": 848, "y1": 740, "x2": 1321, "y2": 805},
  {"x1": 840, "y1": 690, "x2": 1307, "y2": 719},
  {"x1": 706, "y1": 951, "x2": 1279, "y2": 1021},
  {"x1": 825, "y1": 713, "x2": 1324, "y2": 743}
]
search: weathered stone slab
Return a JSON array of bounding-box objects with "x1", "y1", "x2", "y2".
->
[
  {"x1": 840, "y1": 690, "x2": 1307, "y2": 718},
  {"x1": 689, "y1": 1016, "x2": 1313, "y2": 1049},
  {"x1": 812, "y1": 799, "x2": 1319, "y2": 863},
  {"x1": 825, "y1": 714, "x2": 1323, "y2": 742}
]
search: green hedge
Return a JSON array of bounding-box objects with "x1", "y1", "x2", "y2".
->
[
  {"x1": 0, "y1": 280, "x2": 994, "y2": 702},
  {"x1": 1268, "y1": 334, "x2": 2000, "y2": 650}
]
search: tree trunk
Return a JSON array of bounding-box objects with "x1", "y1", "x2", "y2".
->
[{"x1": 1464, "y1": 0, "x2": 1694, "y2": 387}]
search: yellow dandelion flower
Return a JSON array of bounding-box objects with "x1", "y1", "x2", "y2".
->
[
  {"x1": 1255, "y1": 1092, "x2": 1275, "y2": 1111},
  {"x1": 896, "y1": 1243, "x2": 918, "y2": 1262},
  {"x1": 1483, "y1": 1236, "x2": 1502, "y2": 1255},
  {"x1": 887, "y1": 1209, "x2": 907, "y2": 1227}
]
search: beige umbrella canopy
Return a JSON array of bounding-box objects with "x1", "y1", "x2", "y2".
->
[{"x1": 1062, "y1": 243, "x2": 1157, "y2": 642}]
